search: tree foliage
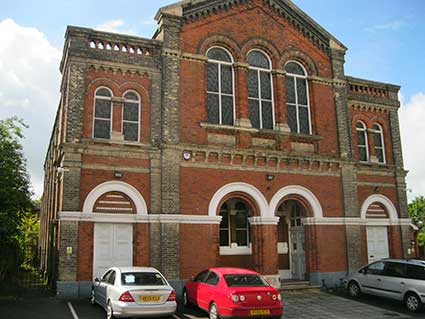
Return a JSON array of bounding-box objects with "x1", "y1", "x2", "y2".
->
[
  {"x1": 408, "y1": 196, "x2": 425, "y2": 247},
  {"x1": 0, "y1": 117, "x2": 33, "y2": 279},
  {"x1": 15, "y1": 211, "x2": 40, "y2": 270}
]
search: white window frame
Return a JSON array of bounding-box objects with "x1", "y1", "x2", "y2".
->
[
  {"x1": 122, "y1": 90, "x2": 141, "y2": 143},
  {"x1": 92, "y1": 86, "x2": 113, "y2": 140},
  {"x1": 206, "y1": 46, "x2": 236, "y2": 126},
  {"x1": 285, "y1": 61, "x2": 312, "y2": 134},
  {"x1": 219, "y1": 200, "x2": 252, "y2": 255},
  {"x1": 356, "y1": 120, "x2": 369, "y2": 163},
  {"x1": 370, "y1": 123, "x2": 386, "y2": 164},
  {"x1": 247, "y1": 49, "x2": 276, "y2": 130}
]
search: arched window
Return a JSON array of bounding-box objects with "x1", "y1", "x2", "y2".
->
[
  {"x1": 356, "y1": 121, "x2": 369, "y2": 162},
  {"x1": 123, "y1": 91, "x2": 140, "y2": 142},
  {"x1": 206, "y1": 47, "x2": 235, "y2": 125},
  {"x1": 219, "y1": 199, "x2": 251, "y2": 248},
  {"x1": 247, "y1": 50, "x2": 274, "y2": 129},
  {"x1": 371, "y1": 123, "x2": 386, "y2": 164},
  {"x1": 285, "y1": 61, "x2": 311, "y2": 134},
  {"x1": 93, "y1": 87, "x2": 112, "y2": 139}
]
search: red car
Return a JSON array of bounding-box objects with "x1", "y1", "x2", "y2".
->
[{"x1": 183, "y1": 267, "x2": 283, "y2": 319}]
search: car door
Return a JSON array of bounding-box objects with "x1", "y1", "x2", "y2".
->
[
  {"x1": 105, "y1": 270, "x2": 117, "y2": 304},
  {"x1": 96, "y1": 270, "x2": 112, "y2": 307},
  {"x1": 379, "y1": 262, "x2": 406, "y2": 301},
  {"x1": 188, "y1": 270, "x2": 209, "y2": 307},
  {"x1": 359, "y1": 261, "x2": 386, "y2": 296},
  {"x1": 199, "y1": 271, "x2": 220, "y2": 310}
]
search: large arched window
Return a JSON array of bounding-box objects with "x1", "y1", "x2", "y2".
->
[
  {"x1": 206, "y1": 47, "x2": 235, "y2": 125},
  {"x1": 285, "y1": 61, "x2": 311, "y2": 134},
  {"x1": 123, "y1": 91, "x2": 140, "y2": 142},
  {"x1": 219, "y1": 199, "x2": 251, "y2": 248},
  {"x1": 356, "y1": 121, "x2": 369, "y2": 162},
  {"x1": 93, "y1": 87, "x2": 113, "y2": 139},
  {"x1": 247, "y1": 50, "x2": 274, "y2": 130},
  {"x1": 371, "y1": 123, "x2": 386, "y2": 164}
]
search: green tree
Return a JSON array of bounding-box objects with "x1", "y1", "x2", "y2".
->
[
  {"x1": 15, "y1": 210, "x2": 40, "y2": 270},
  {"x1": 0, "y1": 117, "x2": 33, "y2": 280},
  {"x1": 408, "y1": 196, "x2": 425, "y2": 246}
]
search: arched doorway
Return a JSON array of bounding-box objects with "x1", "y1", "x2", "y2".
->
[
  {"x1": 277, "y1": 199, "x2": 308, "y2": 280},
  {"x1": 365, "y1": 202, "x2": 390, "y2": 263}
]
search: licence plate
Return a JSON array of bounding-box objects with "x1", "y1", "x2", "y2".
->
[
  {"x1": 250, "y1": 309, "x2": 271, "y2": 315},
  {"x1": 140, "y1": 296, "x2": 161, "y2": 302}
]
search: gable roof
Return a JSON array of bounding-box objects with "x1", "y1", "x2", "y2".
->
[{"x1": 155, "y1": 0, "x2": 347, "y2": 53}]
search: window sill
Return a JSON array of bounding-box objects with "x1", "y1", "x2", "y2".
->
[
  {"x1": 289, "y1": 132, "x2": 322, "y2": 142},
  {"x1": 82, "y1": 138, "x2": 147, "y2": 147},
  {"x1": 220, "y1": 245, "x2": 252, "y2": 256}
]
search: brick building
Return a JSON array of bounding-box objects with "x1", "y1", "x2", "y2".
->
[{"x1": 40, "y1": 0, "x2": 413, "y2": 298}]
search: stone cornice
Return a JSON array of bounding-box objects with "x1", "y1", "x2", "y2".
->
[{"x1": 350, "y1": 101, "x2": 398, "y2": 114}]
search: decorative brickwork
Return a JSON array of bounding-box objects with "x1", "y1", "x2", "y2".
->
[{"x1": 39, "y1": 0, "x2": 411, "y2": 297}]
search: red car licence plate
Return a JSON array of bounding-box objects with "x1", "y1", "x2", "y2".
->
[{"x1": 250, "y1": 309, "x2": 271, "y2": 315}]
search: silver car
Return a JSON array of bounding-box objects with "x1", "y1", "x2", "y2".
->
[
  {"x1": 90, "y1": 266, "x2": 177, "y2": 318},
  {"x1": 345, "y1": 259, "x2": 425, "y2": 312}
]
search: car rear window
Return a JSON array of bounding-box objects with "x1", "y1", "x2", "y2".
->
[
  {"x1": 121, "y1": 272, "x2": 167, "y2": 286},
  {"x1": 406, "y1": 264, "x2": 425, "y2": 280},
  {"x1": 223, "y1": 274, "x2": 269, "y2": 287}
]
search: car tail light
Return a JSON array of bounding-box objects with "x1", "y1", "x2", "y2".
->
[
  {"x1": 231, "y1": 294, "x2": 239, "y2": 302},
  {"x1": 239, "y1": 295, "x2": 246, "y2": 302},
  {"x1": 119, "y1": 291, "x2": 135, "y2": 302},
  {"x1": 167, "y1": 290, "x2": 176, "y2": 302},
  {"x1": 278, "y1": 294, "x2": 282, "y2": 301},
  {"x1": 272, "y1": 294, "x2": 277, "y2": 301}
]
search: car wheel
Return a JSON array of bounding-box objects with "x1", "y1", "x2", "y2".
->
[
  {"x1": 209, "y1": 302, "x2": 219, "y2": 319},
  {"x1": 106, "y1": 301, "x2": 115, "y2": 319},
  {"x1": 183, "y1": 289, "x2": 191, "y2": 308},
  {"x1": 405, "y1": 292, "x2": 422, "y2": 312},
  {"x1": 89, "y1": 288, "x2": 96, "y2": 305},
  {"x1": 348, "y1": 281, "x2": 361, "y2": 298}
]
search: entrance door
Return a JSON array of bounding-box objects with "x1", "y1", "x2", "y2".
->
[
  {"x1": 93, "y1": 223, "x2": 133, "y2": 279},
  {"x1": 290, "y1": 226, "x2": 306, "y2": 280},
  {"x1": 366, "y1": 226, "x2": 389, "y2": 263}
]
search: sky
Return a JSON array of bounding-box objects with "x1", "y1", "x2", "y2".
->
[{"x1": 0, "y1": 0, "x2": 424, "y2": 202}]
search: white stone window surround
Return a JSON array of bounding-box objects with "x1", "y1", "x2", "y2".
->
[
  {"x1": 369, "y1": 123, "x2": 386, "y2": 164},
  {"x1": 284, "y1": 60, "x2": 312, "y2": 135},
  {"x1": 206, "y1": 46, "x2": 236, "y2": 126},
  {"x1": 122, "y1": 90, "x2": 141, "y2": 143},
  {"x1": 247, "y1": 49, "x2": 276, "y2": 130},
  {"x1": 356, "y1": 120, "x2": 370, "y2": 163},
  {"x1": 92, "y1": 86, "x2": 113, "y2": 140}
]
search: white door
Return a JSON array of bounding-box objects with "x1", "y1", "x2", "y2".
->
[
  {"x1": 366, "y1": 226, "x2": 389, "y2": 263},
  {"x1": 93, "y1": 223, "x2": 133, "y2": 279},
  {"x1": 290, "y1": 227, "x2": 306, "y2": 280}
]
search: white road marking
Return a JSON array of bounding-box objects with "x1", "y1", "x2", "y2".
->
[{"x1": 67, "y1": 301, "x2": 79, "y2": 319}]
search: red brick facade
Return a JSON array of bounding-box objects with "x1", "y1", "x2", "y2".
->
[{"x1": 39, "y1": 0, "x2": 412, "y2": 296}]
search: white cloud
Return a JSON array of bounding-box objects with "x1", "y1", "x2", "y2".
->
[
  {"x1": 95, "y1": 19, "x2": 137, "y2": 35},
  {"x1": 365, "y1": 19, "x2": 408, "y2": 32},
  {"x1": 0, "y1": 18, "x2": 61, "y2": 198},
  {"x1": 399, "y1": 92, "x2": 425, "y2": 202}
]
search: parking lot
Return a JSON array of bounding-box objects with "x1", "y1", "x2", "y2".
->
[{"x1": 0, "y1": 290, "x2": 424, "y2": 319}]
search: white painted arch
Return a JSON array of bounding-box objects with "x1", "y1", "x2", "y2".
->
[
  {"x1": 269, "y1": 185, "x2": 323, "y2": 218},
  {"x1": 208, "y1": 182, "x2": 269, "y2": 217},
  {"x1": 82, "y1": 181, "x2": 148, "y2": 215},
  {"x1": 360, "y1": 194, "x2": 398, "y2": 220}
]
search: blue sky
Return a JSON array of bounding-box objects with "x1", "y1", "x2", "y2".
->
[{"x1": 0, "y1": 0, "x2": 424, "y2": 200}]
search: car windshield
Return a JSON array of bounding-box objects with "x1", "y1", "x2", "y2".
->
[
  {"x1": 121, "y1": 272, "x2": 167, "y2": 286},
  {"x1": 223, "y1": 274, "x2": 269, "y2": 287}
]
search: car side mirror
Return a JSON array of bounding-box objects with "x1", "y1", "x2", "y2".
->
[
  {"x1": 95, "y1": 277, "x2": 100, "y2": 282},
  {"x1": 361, "y1": 269, "x2": 367, "y2": 274}
]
